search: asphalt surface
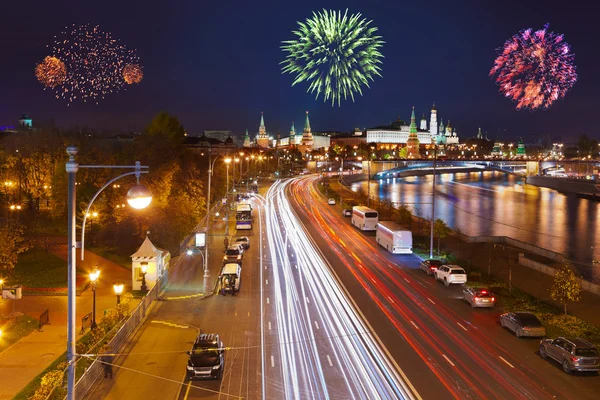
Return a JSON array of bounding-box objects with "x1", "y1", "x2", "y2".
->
[
  {"x1": 286, "y1": 175, "x2": 600, "y2": 400},
  {"x1": 86, "y1": 176, "x2": 600, "y2": 400}
]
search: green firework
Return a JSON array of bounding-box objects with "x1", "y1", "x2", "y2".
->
[{"x1": 281, "y1": 9, "x2": 384, "y2": 107}]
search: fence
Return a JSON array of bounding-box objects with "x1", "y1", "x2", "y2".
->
[
  {"x1": 39, "y1": 308, "x2": 50, "y2": 331},
  {"x1": 71, "y1": 271, "x2": 168, "y2": 399}
]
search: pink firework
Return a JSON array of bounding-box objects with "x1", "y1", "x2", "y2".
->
[{"x1": 490, "y1": 24, "x2": 577, "y2": 110}]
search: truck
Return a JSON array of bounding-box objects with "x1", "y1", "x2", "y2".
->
[
  {"x1": 351, "y1": 206, "x2": 379, "y2": 231},
  {"x1": 376, "y1": 221, "x2": 413, "y2": 254}
]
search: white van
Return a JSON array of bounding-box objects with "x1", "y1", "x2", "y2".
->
[
  {"x1": 221, "y1": 263, "x2": 241, "y2": 294},
  {"x1": 376, "y1": 221, "x2": 413, "y2": 254}
]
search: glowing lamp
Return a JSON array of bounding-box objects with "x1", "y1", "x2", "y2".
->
[{"x1": 127, "y1": 184, "x2": 152, "y2": 209}]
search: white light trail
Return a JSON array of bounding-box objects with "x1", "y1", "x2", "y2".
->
[{"x1": 258, "y1": 179, "x2": 415, "y2": 399}]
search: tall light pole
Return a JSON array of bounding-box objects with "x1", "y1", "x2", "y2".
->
[
  {"x1": 224, "y1": 157, "x2": 232, "y2": 237},
  {"x1": 429, "y1": 143, "x2": 438, "y2": 259},
  {"x1": 65, "y1": 147, "x2": 151, "y2": 400},
  {"x1": 204, "y1": 149, "x2": 228, "y2": 292},
  {"x1": 89, "y1": 267, "x2": 100, "y2": 330}
]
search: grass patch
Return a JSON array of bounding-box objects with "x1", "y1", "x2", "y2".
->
[
  {"x1": 88, "y1": 246, "x2": 131, "y2": 270},
  {"x1": 465, "y1": 271, "x2": 600, "y2": 347},
  {"x1": 7, "y1": 249, "x2": 68, "y2": 288},
  {"x1": 0, "y1": 315, "x2": 39, "y2": 353}
]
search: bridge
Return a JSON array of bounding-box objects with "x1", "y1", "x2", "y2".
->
[{"x1": 367, "y1": 159, "x2": 600, "y2": 179}]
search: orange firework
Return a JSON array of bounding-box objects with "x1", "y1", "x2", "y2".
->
[
  {"x1": 123, "y1": 64, "x2": 143, "y2": 84},
  {"x1": 35, "y1": 56, "x2": 67, "y2": 88}
]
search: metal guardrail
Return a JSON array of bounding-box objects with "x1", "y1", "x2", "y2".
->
[{"x1": 71, "y1": 272, "x2": 168, "y2": 399}]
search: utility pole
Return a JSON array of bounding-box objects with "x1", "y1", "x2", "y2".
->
[{"x1": 429, "y1": 144, "x2": 438, "y2": 259}]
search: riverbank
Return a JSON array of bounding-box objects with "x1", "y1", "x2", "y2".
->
[{"x1": 526, "y1": 175, "x2": 600, "y2": 194}]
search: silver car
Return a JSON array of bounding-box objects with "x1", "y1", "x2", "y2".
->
[
  {"x1": 462, "y1": 288, "x2": 495, "y2": 308},
  {"x1": 500, "y1": 312, "x2": 546, "y2": 337},
  {"x1": 540, "y1": 337, "x2": 600, "y2": 374}
]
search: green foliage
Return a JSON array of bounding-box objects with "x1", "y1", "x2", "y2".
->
[
  {"x1": 8, "y1": 248, "x2": 70, "y2": 288},
  {"x1": 577, "y1": 134, "x2": 599, "y2": 156},
  {"x1": 394, "y1": 204, "x2": 413, "y2": 228},
  {"x1": 434, "y1": 218, "x2": 451, "y2": 255},
  {"x1": 0, "y1": 221, "x2": 31, "y2": 274},
  {"x1": 398, "y1": 147, "x2": 408, "y2": 159},
  {"x1": 550, "y1": 260, "x2": 582, "y2": 315}
]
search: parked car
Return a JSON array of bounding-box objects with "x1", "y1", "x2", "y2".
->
[
  {"x1": 186, "y1": 333, "x2": 225, "y2": 380},
  {"x1": 233, "y1": 236, "x2": 250, "y2": 250},
  {"x1": 328, "y1": 198, "x2": 336, "y2": 205},
  {"x1": 342, "y1": 209, "x2": 352, "y2": 217},
  {"x1": 223, "y1": 245, "x2": 243, "y2": 264},
  {"x1": 500, "y1": 312, "x2": 546, "y2": 337},
  {"x1": 419, "y1": 259, "x2": 443, "y2": 275},
  {"x1": 221, "y1": 263, "x2": 242, "y2": 295},
  {"x1": 462, "y1": 288, "x2": 495, "y2": 308},
  {"x1": 434, "y1": 265, "x2": 467, "y2": 286},
  {"x1": 539, "y1": 337, "x2": 600, "y2": 374}
]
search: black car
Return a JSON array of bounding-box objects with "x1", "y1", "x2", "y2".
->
[
  {"x1": 500, "y1": 312, "x2": 546, "y2": 337},
  {"x1": 186, "y1": 333, "x2": 224, "y2": 380},
  {"x1": 419, "y1": 259, "x2": 443, "y2": 275}
]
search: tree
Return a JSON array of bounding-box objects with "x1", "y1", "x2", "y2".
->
[
  {"x1": 550, "y1": 260, "x2": 582, "y2": 315},
  {"x1": 0, "y1": 221, "x2": 31, "y2": 274},
  {"x1": 399, "y1": 147, "x2": 408, "y2": 159},
  {"x1": 577, "y1": 135, "x2": 598, "y2": 156},
  {"x1": 433, "y1": 218, "x2": 451, "y2": 255}
]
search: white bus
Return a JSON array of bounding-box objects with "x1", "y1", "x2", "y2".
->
[
  {"x1": 351, "y1": 206, "x2": 379, "y2": 231},
  {"x1": 236, "y1": 203, "x2": 252, "y2": 230},
  {"x1": 376, "y1": 221, "x2": 413, "y2": 254}
]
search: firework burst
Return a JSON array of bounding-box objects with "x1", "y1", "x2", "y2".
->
[
  {"x1": 35, "y1": 56, "x2": 67, "y2": 88},
  {"x1": 123, "y1": 64, "x2": 143, "y2": 84},
  {"x1": 37, "y1": 24, "x2": 141, "y2": 104},
  {"x1": 490, "y1": 24, "x2": 577, "y2": 110},
  {"x1": 281, "y1": 9, "x2": 384, "y2": 107}
]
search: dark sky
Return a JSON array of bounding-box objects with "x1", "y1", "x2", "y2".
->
[{"x1": 1, "y1": 0, "x2": 597, "y2": 142}]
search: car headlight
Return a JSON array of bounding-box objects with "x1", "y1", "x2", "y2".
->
[
  {"x1": 212, "y1": 365, "x2": 221, "y2": 370},
  {"x1": 186, "y1": 365, "x2": 194, "y2": 370},
  {"x1": 237, "y1": 255, "x2": 241, "y2": 259}
]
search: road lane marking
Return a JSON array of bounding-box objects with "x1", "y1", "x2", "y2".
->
[
  {"x1": 184, "y1": 381, "x2": 192, "y2": 399},
  {"x1": 266, "y1": 279, "x2": 268, "y2": 285},
  {"x1": 268, "y1": 322, "x2": 271, "y2": 330},
  {"x1": 410, "y1": 321, "x2": 419, "y2": 330},
  {"x1": 271, "y1": 355, "x2": 275, "y2": 367},
  {"x1": 267, "y1": 297, "x2": 270, "y2": 304},
  {"x1": 404, "y1": 277, "x2": 410, "y2": 283},
  {"x1": 247, "y1": 312, "x2": 250, "y2": 317},
  {"x1": 327, "y1": 355, "x2": 333, "y2": 367},
  {"x1": 264, "y1": 265, "x2": 267, "y2": 270},
  {"x1": 427, "y1": 298, "x2": 436, "y2": 305},
  {"x1": 314, "y1": 321, "x2": 320, "y2": 330},
  {"x1": 442, "y1": 354, "x2": 455, "y2": 367},
  {"x1": 295, "y1": 264, "x2": 298, "y2": 269},
  {"x1": 499, "y1": 356, "x2": 515, "y2": 368},
  {"x1": 457, "y1": 322, "x2": 468, "y2": 331},
  {"x1": 305, "y1": 297, "x2": 310, "y2": 303}
]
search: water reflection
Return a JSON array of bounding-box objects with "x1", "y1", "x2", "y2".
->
[{"x1": 351, "y1": 171, "x2": 600, "y2": 282}]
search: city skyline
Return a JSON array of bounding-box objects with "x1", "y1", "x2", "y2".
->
[{"x1": 1, "y1": 0, "x2": 598, "y2": 141}]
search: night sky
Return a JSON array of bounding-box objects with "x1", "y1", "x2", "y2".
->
[{"x1": 1, "y1": 0, "x2": 597, "y2": 142}]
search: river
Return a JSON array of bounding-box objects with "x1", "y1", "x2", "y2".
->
[{"x1": 350, "y1": 171, "x2": 600, "y2": 282}]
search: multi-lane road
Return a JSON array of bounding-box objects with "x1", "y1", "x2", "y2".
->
[{"x1": 89, "y1": 176, "x2": 600, "y2": 400}]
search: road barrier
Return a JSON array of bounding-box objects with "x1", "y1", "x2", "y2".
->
[
  {"x1": 39, "y1": 308, "x2": 50, "y2": 331},
  {"x1": 72, "y1": 271, "x2": 168, "y2": 399}
]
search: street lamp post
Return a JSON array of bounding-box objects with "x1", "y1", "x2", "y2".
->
[
  {"x1": 224, "y1": 158, "x2": 232, "y2": 237},
  {"x1": 89, "y1": 267, "x2": 100, "y2": 330},
  {"x1": 140, "y1": 262, "x2": 148, "y2": 293},
  {"x1": 65, "y1": 147, "x2": 151, "y2": 400},
  {"x1": 113, "y1": 283, "x2": 124, "y2": 306},
  {"x1": 429, "y1": 144, "x2": 438, "y2": 259}
]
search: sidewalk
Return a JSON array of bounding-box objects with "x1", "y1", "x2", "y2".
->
[
  {"x1": 0, "y1": 241, "x2": 140, "y2": 400},
  {"x1": 85, "y1": 219, "x2": 236, "y2": 400}
]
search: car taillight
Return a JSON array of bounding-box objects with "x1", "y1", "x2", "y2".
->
[
  {"x1": 481, "y1": 290, "x2": 487, "y2": 294},
  {"x1": 474, "y1": 297, "x2": 479, "y2": 301},
  {"x1": 491, "y1": 297, "x2": 495, "y2": 301},
  {"x1": 571, "y1": 356, "x2": 578, "y2": 362}
]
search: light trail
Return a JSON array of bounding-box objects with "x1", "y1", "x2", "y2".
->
[
  {"x1": 258, "y1": 180, "x2": 416, "y2": 400},
  {"x1": 287, "y1": 176, "x2": 572, "y2": 400}
]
